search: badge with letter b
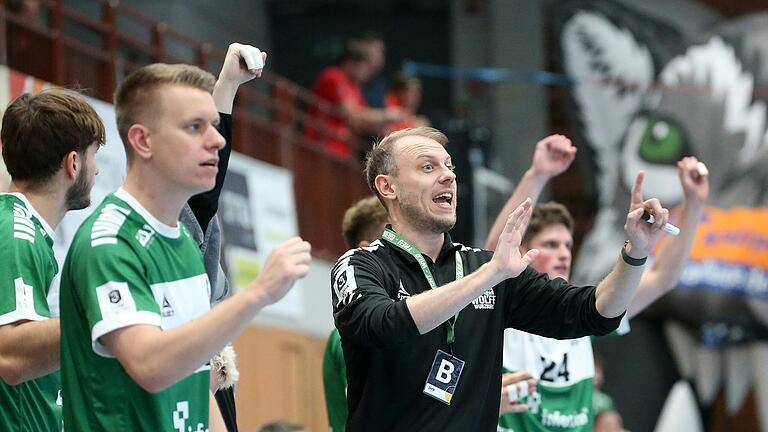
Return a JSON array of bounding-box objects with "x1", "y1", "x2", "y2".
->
[{"x1": 423, "y1": 350, "x2": 465, "y2": 405}]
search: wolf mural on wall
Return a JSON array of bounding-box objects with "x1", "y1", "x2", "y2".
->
[{"x1": 556, "y1": 0, "x2": 768, "y2": 427}]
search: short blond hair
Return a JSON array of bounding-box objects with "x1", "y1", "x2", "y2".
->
[
  {"x1": 114, "y1": 63, "x2": 215, "y2": 164},
  {"x1": 341, "y1": 196, "x2": 389, "y2": 248},
  {"x1": 364, "y1": 127, "x2": 448, "y2": 209}
]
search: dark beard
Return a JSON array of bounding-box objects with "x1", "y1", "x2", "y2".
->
[{"x1": 65, "y1": 167, "x2": 91, "y2": 211}]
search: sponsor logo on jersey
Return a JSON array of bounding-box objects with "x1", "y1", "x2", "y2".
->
[
  {"x1": 136, "y1": 224, "x2": 155, "y2": 247},
  {"x1": 91, "y1": 203, "x2": 131, "y2": 247},
  {"x1": 333, "y1": 260, "x2": 361, "y2": 307},
  {"x1": 540, "y1": 407, "x2": 589, "y2": 428},
  {"x1": 173, "y1": 401, "x2": 189, "y2": 432},
  {"x1": 97, "y1": 282, "x2": 136, "y2": 317},
  {"x1": 397, "y1": 281, "x2": 411, "y2": 300},
  {"x1": 12, "y1": 202, "x2": 36, "y2": 243},
  {"x1": 472, "y1": 288, "x2": 496, "y2": 309},
  {"x1": 108, "y1": 289, "x2": 122, "y2": 304},
  {"x1": 161, "y1": 295, "x2": 175, "y2": 317}
]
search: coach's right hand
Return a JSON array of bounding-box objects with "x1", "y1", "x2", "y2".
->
[
  {"x1": 250, "y1": 237, "x2": 311, "y2": 305},
  {"x1": 488, "y1": 198, "x2": 540, "y2": 282}
]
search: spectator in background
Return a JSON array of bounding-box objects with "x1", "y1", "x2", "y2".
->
[
  {"x1": 358, "y1": 32, "x2": 387, "y2": 108},
  {"x1": 305, "y1": 38, "x2": 403, "y2": 158},
  {"x1": 384, "y1": 73, "x2": 430, "y2": 133}
]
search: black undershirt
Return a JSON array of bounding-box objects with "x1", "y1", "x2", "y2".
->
[{"x1": 187, "y1": 113, "x2": 238, "y2": 432}]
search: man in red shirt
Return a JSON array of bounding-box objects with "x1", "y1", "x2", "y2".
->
[
  {"x1": 306, "y1": 39, "x2": 402, "y2": 158},
  {"x1": 384, "y1": 73, "x2": 431, "y2": 133}
]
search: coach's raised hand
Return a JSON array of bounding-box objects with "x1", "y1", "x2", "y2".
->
[
  {"x1": 489, "y1": 198, "x2": 540, "y2": 282},
  {"x1": 623, "y1": 171, "x2": 669, "y2": 260}
]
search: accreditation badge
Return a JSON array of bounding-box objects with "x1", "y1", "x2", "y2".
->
[{"x1": 423, "y1": 349, "x2": 465, "y2": 405}]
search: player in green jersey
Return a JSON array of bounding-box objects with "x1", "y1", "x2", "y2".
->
[
  {"x1": 0, "y1": 89, "x2": 105, "y2": 431},
  {"x1": 490, "y1": 144, "x2": 709, "y2": 431},
  {"x1": 60, "y1": 44, "x2": 312, "y2": 431}
]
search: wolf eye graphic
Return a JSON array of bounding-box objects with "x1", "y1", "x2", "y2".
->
[
  {"x1": 634, "y1": 114, "x2": 692, "y2": 165},
  {"x1": 622, "y1": 112, "x2": 691, "y2": 203}
]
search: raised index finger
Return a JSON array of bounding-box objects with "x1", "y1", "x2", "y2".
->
[{"x1": 630, "y1": 170, "x2": 645, "y2": 208}]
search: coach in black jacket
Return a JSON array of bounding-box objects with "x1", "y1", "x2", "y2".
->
[{"x1": 330, "y1": 127, "x2": 670, "y2": 432}]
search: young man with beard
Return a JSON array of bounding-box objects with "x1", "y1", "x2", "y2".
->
[
  {"x1": 496, "y1": 157, "x2": 709, "y2": 432},
  {"x1": 59, "y1": 55, "x2": 311, "y2": 431},
  {"x1": 0, "y1": 89, "x2": 105, "y2": 431},
  {"x1": 331, "y1": 126, "x2": 671, "y2": 431}
]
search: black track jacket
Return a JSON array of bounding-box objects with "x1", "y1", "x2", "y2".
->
[{"x1": 331, "y1": 230, "x2": 623, "y2": 432}]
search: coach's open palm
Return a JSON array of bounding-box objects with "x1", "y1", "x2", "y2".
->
[{"x1": 490, "y1": 198, "x2": 540, "y2": 280}]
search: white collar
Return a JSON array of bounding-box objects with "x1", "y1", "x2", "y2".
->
[
  {"x1": 1, "y1": 192, "x2": 55, "y2": 238},
  {"x1": 113, "y1": 188, "x2": 180, "y2": 238}
]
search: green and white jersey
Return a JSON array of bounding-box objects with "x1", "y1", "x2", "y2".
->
[
  {"x1": 498, "y1": 319, "x2": 630, "y2": 432},
  {"x1": 60, "y1": 188, "x2": 212, "y2": 432},
  {"x1": 498, "y1": 332, "x2": 594, "y2": 432},
  {"x1": 0, "y1": 193, "x2": 62, "y2": 432}
]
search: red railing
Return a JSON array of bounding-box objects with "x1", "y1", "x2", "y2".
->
[{"x1": 1, "y1": 0, "x2": 370, "y2": 259}]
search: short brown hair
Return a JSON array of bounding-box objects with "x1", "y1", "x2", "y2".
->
[
  {"x1": 341, "y1": 196, "x2": 389, "y2": 248},
  {"x1": 1, "y1": 89, "x2": 105, "y2": 186},
  {"x1": 364, "y1": 127, "x2": 448, "y2": 209},
  {"x1": 522, "y1": 202, "x2": 575, "y2": 246},
  {"x1": 114, "y1": 63, "x2": 215, "y2": 163}
]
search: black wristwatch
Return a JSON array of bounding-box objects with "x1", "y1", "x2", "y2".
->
[{"x1": 621, "y1": 240, "x2": 647, "y2": 266}]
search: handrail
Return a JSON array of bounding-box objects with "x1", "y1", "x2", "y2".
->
[{"x1": 1, "y1": 0, "x2": 370, "y2": 258}]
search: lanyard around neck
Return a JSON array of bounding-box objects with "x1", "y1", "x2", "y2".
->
[{"x1": 381, "y1": 227, "x2": 464, "y2": 351}]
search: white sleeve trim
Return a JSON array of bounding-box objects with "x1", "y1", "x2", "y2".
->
[
  {"x1": 0, "y1": 309, "x2": 47, "y2": 326},
  {"x1": 91, "y1": 311, "x2": 161, "y2": 358}
]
